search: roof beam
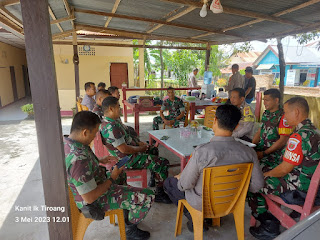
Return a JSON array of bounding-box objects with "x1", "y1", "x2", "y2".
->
[
  {"x1": 61, "y1": 0, "x2": 75, "y2": 29},
  {"x1": 0, "y1": 6, "x2": 22, "y2": 27},
  {"x1": 0, "y1": 10, "x2": 23, "y2": 38},
  {"x1": 53, "y1": 40, "x2": 207, "y2": 50},
  {"x1": 222, "y1": 0, "x2": 320, "y2": 32},
  {"x1": 48, "y1": 5, "x2": 63, "y2": 32},
  {"x1": 147, "y1": 6, "x2": 195, "y2": 33},
  {"x1": 52, "y1": 29, "x2": 76, "y2": 40},
  {"x1": 161, "y1": 0, "x2": 304, "y2": 26},
  {"x1": 0, "y1": 0, "x2": 19, "y2": 6},
  {"x1": 74, "y1": 8, "x2": 241, "y2": 38},
  {"x1": 104, "y1": 0, "x2": 121, "y2": 28},
  {"x1": 50, "y1": 15, "x2": 75, "y2": 25},
  {"x1": 76, "y1": 24, "x2": 210, "y2": 44}
]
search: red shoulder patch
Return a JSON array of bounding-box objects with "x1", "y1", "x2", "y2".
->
[{"x1": 283, "y1": 133, "x2": 303, "y2": 166}]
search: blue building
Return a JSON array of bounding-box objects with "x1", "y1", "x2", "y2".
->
[{"x1": 253, "y1": 45, "x2": 320, "y2": 87}]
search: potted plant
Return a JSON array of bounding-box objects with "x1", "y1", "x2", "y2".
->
[{"x1": 21, "y1": 104, "x2": 34, "y2": 119}]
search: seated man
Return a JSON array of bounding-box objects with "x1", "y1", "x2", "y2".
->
[
  {"x1": 108, "y1": 86, "x2": 121, "y2": 99},
  {"x1": 97, "y1": 82, "x2": 106, "y2": 91},
  {"x1": 108, "y1": 86, "x2": 139, "y2": 139},
  {"x1": 92, "y1": 89, "x2": 111, "y2": 119},
  {"x1": 153, "y1": 87, "x2": 185, "y2": 130},
  {"x1": 248, "y1": 97, "x2": 320, "y2": 240},
  {"x1": 100, "y1": 96, "x2": 171, "y2": 203},
  {"x1": 81, "y1": 82, "x2": 96, "y2": 111},
  {"x1": 164, "y1": 104, "x2": 264, "y2": 232},
  {"x1": 64, "y1": 111, "x2": 154, "y2": 240},
  {"x1": 230, "y1": 88, "x2": 255, "y2": 142},
  {"x1": 252, "y1": 89, "x2": 292, "y2": 172}
]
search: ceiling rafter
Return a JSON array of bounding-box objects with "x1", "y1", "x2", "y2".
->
[
  {"x1": 222, "y1": 0, "x2": 320, "y2": 32},
  {"x1": 0, "y1": 0, "x2": 19, "y2": 6},
  {"x1": 52, "y1": 29, "x2": 77, "y2": 40},
  {"x1": 75, "y1": 23, "x2": 211, "y2": 44},
  {"x1": 48, "y1": 5, "x2": 63, "y2": 32},
  {"x1": 74, "y1": 8, "x2": 242, "y2": 39},
  {"x1": 161, "y1": 0, "x2": 306, "y2": 26},
  {"x1": 147, "y1": 6, "x2": 196, "y2": 33},
  {"x1": 61, "y1": 0, "x2": 75, "y2": 29},
  {"x1": 104, "y1": 0, "x2": 121, "y2": 28},
  {"x1": 52, "y1": 40, "x2": 208, "y2": 50},
  {"x1": 0, "y1": 6, "x2": 22, "y2": 27},
  {"x1": 50, "y1": 15, "x2": 74, "y2": 25}
]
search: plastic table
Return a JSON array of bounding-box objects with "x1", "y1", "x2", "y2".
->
[{"x1": 148, "y1": 128, "x2": 256, "y2": 172}]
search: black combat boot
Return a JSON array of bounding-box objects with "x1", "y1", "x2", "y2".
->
[
  {"x1": 154, "y1": 186, "x2": 172, "y2": 204},
  {"x1": 148, "y1": 172, "x2": 155, "y2": 187},
  {"x1": 249, "y1": 212, "x2": 281, "y2": 240},
  {"x1": 124, "y1": 210, "x2": 150, "y2": 240}
]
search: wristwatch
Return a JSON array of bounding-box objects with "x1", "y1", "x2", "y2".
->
[{"x1": 108, "y1": 178, "x2": 115, "y2": 184}]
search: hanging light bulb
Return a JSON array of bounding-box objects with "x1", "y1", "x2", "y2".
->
[{"x1": 199, "y1": 3, "x2": 207, "y2": 17}]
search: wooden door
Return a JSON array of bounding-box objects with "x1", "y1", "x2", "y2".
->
[
  {"x1": 110, "y1": 63, "x2": 128, "y2": 89},
  {"x1": 10, "y1": 66, "x2": 18, "y2": 101},
  {"x1": 22, "y1": 65, "x2": 31, "y2": 96}
]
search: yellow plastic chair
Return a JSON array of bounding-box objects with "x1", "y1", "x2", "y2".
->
[
  {"x1": 76, "y1": 97, "x2": 89, "y2": 112},
  {"x1": 68, "y1": 187, "x2": 127, "y2": 240},
  {"x1": 175, "y1": 163, "x2": 253, "y2": 240},
  {"x1": 203, "y1": 105, "x2": 218, "y2": 129},
  {"x1": 164, "y1": 102, "x2": 190, "y2": 129}
]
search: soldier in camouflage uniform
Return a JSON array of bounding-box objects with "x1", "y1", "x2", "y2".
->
[
  {"x1": 252, "y1": 89, "x2": 292, "y2": 172},
  {"x1": 249, "y1": 97, "x2": 320, "y2": 240},
  {"x1": 65, "y1": 111, "x2": 154, "y2": 240},
  {"x1": 92, "y1": 89, "x2": 111, "y2": 120},
  {"x1": 100, "y1": 96, "x2": 172, "y2": 204},
  {"x1": 153, "y1": 87, "x2": 185, "y2": 130},
  {"x1": 230, "y1": 88, "x2": 255, "y2": 141}
]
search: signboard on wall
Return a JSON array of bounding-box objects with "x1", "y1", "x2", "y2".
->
[
  {"x1": 305, "y1": 68, "x2": 317, "y2": 87},
  {"x1": 286, "y1": 69, "x2": 300, "y2": 86}
]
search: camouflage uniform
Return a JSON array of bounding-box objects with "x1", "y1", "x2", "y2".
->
[
  {"x1": 92, "y1": 104, "x2": 140, "y2": 143},
  {"x1": 100, "y1": 117, "x2": 169, "y2": 186},
  {"x1": 256, "y1": 109, "x2": 292, "y2": 172},
  {"x1": 92, "y1": 104, "x2": 104, "y2": 120},
  {"x1": 248, "y1": 119, "x2": 320, "y2": 215},
  {"x1": 153, "y1": 96, "x2": 185, "y2": 130},
  {"x1": 64, "y1": 136, "x2": 155, "y2": 224}
]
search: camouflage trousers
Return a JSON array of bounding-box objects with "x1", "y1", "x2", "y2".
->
[
  {"x1": 126, "y1": 148, "x2": 169, "y2": 187},
  {"x1": 247, "y1": 176, "x2": 289, "y2": 216},
  {"x1": 259, "y1": 150, "x2": 282, "y2": 173},
  {"x1": 152, "y1": 115, "x2": 184, "y2": 130},
  {"x1": 97, "y1": 184, "x2": 155, "y2": 224}
]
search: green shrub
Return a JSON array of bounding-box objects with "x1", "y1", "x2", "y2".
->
[{"x1": 21, "y1": 104, "x2": 34, "y2": 115}]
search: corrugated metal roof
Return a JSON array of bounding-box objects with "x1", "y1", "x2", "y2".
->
[{"x1": 1, "y1": 0, "x2": 320, "y2": 45}]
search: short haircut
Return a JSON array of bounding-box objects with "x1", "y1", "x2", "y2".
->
[
  {"x1": 285, "y1": 97, "x2": 309, "y2": 115},
  {"x1": 215, "y1": 105, "x2": 242, "y2": 132},
  {"x1": 84, "y1": 82, "x2": 95, "y2": 91},
  {"x1": 219, "y1": 88, "x2": 224, "y2": 92},
  {"x1": 96, "y1": 89, "x2": 111, "y2": 99},
  {"x1": 231, "y1": 88, "x2": 245, "y2": 98},
  {"x1": 264, "y1": 88, "x2": 280, "y2": 100},
  {"x1": 102, "y1": 96, "x2": 119, "y2": 113},
  {"x1": 193, "y1": 68, "x2": 198, "y2": 72},
  {"x1": 232, "y1": 64, "x2": 239, "y2": 70},
  {"x1": 167, "y1": 87, "x2": 174, "y2": 91},
  {"x1": 70, "y1": 111, "x2": 101, "y2": 133},
  {"x1": 108, "y1": 86, "x2": 119, "y2": 94},
  {"x1": 98, "y1": 82, "x2": 106, "y2": 88}
]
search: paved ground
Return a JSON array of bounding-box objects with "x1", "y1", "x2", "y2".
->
[{"x1": 0, "y1": 99, "x2": 264, "y2": 240}]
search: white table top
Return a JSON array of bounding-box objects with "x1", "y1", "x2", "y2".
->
[{"x1": 148, "y1": 128, "x2": 256, "y2": 158}]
